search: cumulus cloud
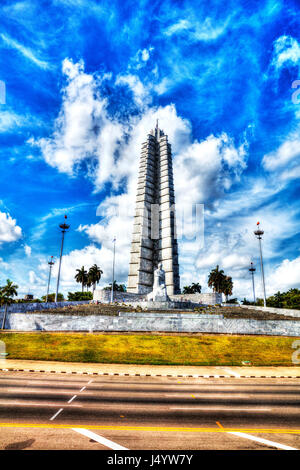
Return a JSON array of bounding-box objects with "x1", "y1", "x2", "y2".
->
[
  {"x1": 262, "y1": 136, "x2": 300, "y2": 174},
  {"x1": 272, "y1": 35, "x2": 300, "y2": 70},
  {"x1": 268, "y1": 256, "x2": 300, "y2": 292},
  {"x1": 115, "y1": 74, "x2": 152, "y2": 108},
  {"x1": 0, "y1": 212, "x2": 22, "y2": 245},
  {"x1": 32, "y1": 59, "x2": 123, "y2": 182}
]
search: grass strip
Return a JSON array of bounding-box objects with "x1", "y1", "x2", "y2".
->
[{"x1": 0, "y1": 332, "x2": 299, "y2": 366}]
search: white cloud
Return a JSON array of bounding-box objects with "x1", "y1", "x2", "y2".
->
[
  {"x1": 0, "y1": 33, "x2": 51, "y2": 69},
  {"x1": 24, "y1": 245, "x2": 31, "y2": 257},
  {"x1": 33, "y1": 58, "x2": 123, "y2": 181},
  {"x1": 0, "y1": 212, "x2": 22, "y2": 245},
  {"x1": 262, "y1": 136, "x2": 300, "y2": 172},
  {"x1": 272, "y1": 35, "x2": 300, "y2": 70},
  {"x1": 268, "y1": 257, "x2": 300, "y2": 292},
  {"x1": 115, "y1": 74, "x2": 152, "y2": 108},
  {"x1": 164, "y1": 16, "x2": 230, "y2": 42}
]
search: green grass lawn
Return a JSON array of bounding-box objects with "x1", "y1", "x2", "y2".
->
[{"x1": 0, "y1": 332, "x2": 298, "y2": 366}]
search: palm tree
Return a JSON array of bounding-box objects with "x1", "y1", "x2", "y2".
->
[
  {"x1": 221, "y1": 276, "x2": 233, "y2": 301},
  {"x1": 183, "y1": 282, "x2": 202, "y2": 294},
  {"x1": 208, "y1": 265, "x2": 225, "y2": 293},
  {"x1": 88, "y1": 264, "x2": 103, "y2": 293},
  {"x1": 75, "y1": 266, "x2": 88, "y2": 292},
  {"x1": 1, "y1": 279, "x2": 18, "y2": 330}
]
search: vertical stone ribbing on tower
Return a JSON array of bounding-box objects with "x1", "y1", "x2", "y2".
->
[
  {"x1": 127, "y1": 126, "x2": 180, "y2": 295},
  {"x1": 127, "y1": 133, "x2": 156, "y2": 293},
  {"x1": 158, "y1": 134, "x2": 180, "y2": 295}
]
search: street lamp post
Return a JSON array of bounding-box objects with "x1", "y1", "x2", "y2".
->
[
  {"x1": 254, "y1": 222, "x2": 267, "y2": 307},
  {"x1": 55, "y1": 215, "x2": 70, "y2": 303},
  {"x1": 110, "y1": 237, "x2": 116, "y2": 303},
  {"x1": 46, "y1": 256, "x2": 55, "y2": 302},
  {"x1": 249, "y1": 261, "x2": 256, "y2": 304}
]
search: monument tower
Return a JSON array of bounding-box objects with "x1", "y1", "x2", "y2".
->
[{"x1": 127, "y1": 122, "x2": 180, "y2": 295}]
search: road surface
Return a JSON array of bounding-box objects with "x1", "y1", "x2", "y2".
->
[{"x1": 0, "y1": 370, "x2": 299, "y2": 450}]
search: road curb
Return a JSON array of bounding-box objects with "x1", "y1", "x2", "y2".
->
[{"x1": 1, "y1": 367, "x2": 300, "y2": 379}]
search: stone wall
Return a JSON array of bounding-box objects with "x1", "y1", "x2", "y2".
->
[
  {"x1": 93, "y1": 290, "x2": 145, "y2": 303},
  {"x1": 0, "y1": 300, "x2": 90, "y2": 314},
  {"x1": 1, "y1": 311, "x2": 300, "y2": 336},
  {"x1": 240, "y1": 305, "x2": 300, "y2": 318},
  {"x1": 170, "y1": 293, "x2": 222, "y2": 305}
]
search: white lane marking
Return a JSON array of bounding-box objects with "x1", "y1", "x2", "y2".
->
[
  {"x1": 68, "y1": 395, "x2": 77, "y2": 403},
  {"x1": 72, "y1": 428, "x2": 128, "y2": 450},
  {"x1": 80, "y1": 386, "x2": 86, "y2": 392},
  {"x1": 49, "y1": 408, "x2": 63, "y2": 421},
  {"x1": 222, "y1": 368, "x2": 241, "y2": 378},
  {"x1": 87, "y1": 380, "x2": 93, "y2": 385},
  {"x1": 0, "y1": 401, "x2": 81, "y2": 407},
  {"x1": 228, "y1": 431, "x2": 298, "y2": 450},
  {"x1": 170, "y1": 407, "x2": 271, "y2": 411}
]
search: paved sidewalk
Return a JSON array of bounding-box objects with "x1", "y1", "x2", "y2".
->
[{"x1": 1, "y1": 359, "x2": 300, "y2": 378}]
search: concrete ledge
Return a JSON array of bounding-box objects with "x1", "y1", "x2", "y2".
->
[
  {"x1": 0, "y1": 300, "x2": 90, "y2": 314},
  {"x1": 1, "y1": 312, "x2": 300, "y2": 336},
  {"x1": 241, "y1": 305, "x2": 300, "y2": 318},
  {"x1": 1, "y1": 360, "x2": 300, "y2": 378}
]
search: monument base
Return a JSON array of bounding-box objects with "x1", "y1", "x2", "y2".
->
[{"x1": 93, "y1": 288, "x2": 222, "y2": 307}]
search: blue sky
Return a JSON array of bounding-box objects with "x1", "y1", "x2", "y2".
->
[{"x1": 0, "y1": 0, "x2": 300, "y2": 299}]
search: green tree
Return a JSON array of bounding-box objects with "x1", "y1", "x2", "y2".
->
[
  {"x1": 75, "y1": 266, "x2": 88, "y2": 292},
  {"x1": 67, "y1": 291, "x2": 93, "y2": 301},
  {"x1": 41, "y1": 293, "x2": 64, "y2": 302},
  {"x1": 88, "y1": 264, "x2": 103, "y2": 294},
  {"x1": 183, "y1": 283, "x2": 202, "y2": 294},
  {"x1": 208, "y1": 265, "x2": 225, "y2": 293},
  {"x1": 1, "y1": 279, "x2": 18, "y2": 329},
  {"x1": 221, "y1": 276, "x2": 233, "y2": 301},
  {"x1": 103, "y1": 281, "x2": 126, "y2": 292}
]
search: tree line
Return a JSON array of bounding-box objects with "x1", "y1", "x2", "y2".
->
[
  {"x1": 75, "y1": 264, "x2": 103, "y2": 293},
  {"x1": 183, "y1": 265, "x2": 234, "y2": 301},
  {"x1": 243, "y1": 288, "x2": 300, "y2": 310}
]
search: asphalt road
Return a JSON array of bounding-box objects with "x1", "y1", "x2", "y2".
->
[{"x1": 0, "y1": 370, "x2": 300, "y2": 450}]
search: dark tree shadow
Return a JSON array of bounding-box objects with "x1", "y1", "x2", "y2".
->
[{"x1": 5, "y1": 439, "x2": 35, "y2": 450}]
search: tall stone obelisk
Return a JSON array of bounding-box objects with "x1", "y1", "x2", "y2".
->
[{"x1": 127, "y1": 122, "x2": 180, "y2": 295}]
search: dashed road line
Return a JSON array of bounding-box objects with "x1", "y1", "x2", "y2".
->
[
  {"x1": 1, "y1": 367, "x2": 300, "y2": 379},
  {"x1": 49, "y1": 408, "x2": 63, "y2": 421},
  {"x1": 72, "y1": 428, "x2": 128, "y2": 450},
  {"x1": 68, "y1": 395, "x2": 77, "y2": 403},
  {"x1": 48, "y1": 376, "x2": 93, "y2": 421}
]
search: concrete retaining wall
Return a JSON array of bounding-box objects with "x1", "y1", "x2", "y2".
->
[
  {"x1": 241, "y1": 305, "x2": 300, "y2": 318},
  {"x1": 93, "y1": 290, "x2": 145, "y2": 303},
  {"x1": 170, "y1": 293, "x2": 222, "y2": 304},
  {"x1": 0, "y1": 301, "x2": 90, "y2": 314},
  {"x1": 1, "y1": 311, "x2": 300, "y2": 336}
]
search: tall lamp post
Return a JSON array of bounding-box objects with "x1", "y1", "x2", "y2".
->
[
  {"x1": 46, "y1": 256, "x2": 55, "y2": 303},
  {"x1": 110, "y1": 237, "x2": 116, "y2": 303},
  {"x1": 254, "y1": 221, "x2": 267, "y2": 307},
  {"x1": 55, "y1": 215, "x2": 70, "y2": 303},
  {"x1": 249, "y1": 261, "x2": 256, "y2": 304}
]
